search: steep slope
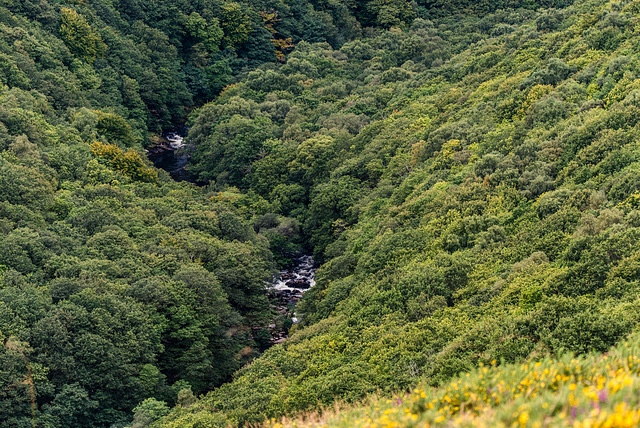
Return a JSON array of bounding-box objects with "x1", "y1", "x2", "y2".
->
[
  {"x1": 0, "y1": 1, "x2": 349, "y2": 426},
  {"x1": 0, "y1": 1, "x2": 512, "y2": 426},
  {"x1": 156, "y1": 0, "x2": 640, "y2": 426},
  {"x1": 267, "y1": 331, "x2": 640, "y2": 428},
  {"x1": 8, "y1": 0, "x2": 640, "y2": 426}
]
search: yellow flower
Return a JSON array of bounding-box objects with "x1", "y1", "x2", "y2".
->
[{"x1": 518, "y1": 411, "x2": 529, "y2": 427}]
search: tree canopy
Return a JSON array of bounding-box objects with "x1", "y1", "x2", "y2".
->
[{"x1": 14, "y1": 0, "x2": 640, "y2": 427}]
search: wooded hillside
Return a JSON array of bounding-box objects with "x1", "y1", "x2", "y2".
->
[{"x1": 7, "y1": 0, "x2": 640, "y2": 427}]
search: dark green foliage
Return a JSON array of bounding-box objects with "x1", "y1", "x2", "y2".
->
[
  {"x1": 40, "y1": 383, "x2": 100, "y2": 428},
  {"x1": 0, "y1": 174, "x2": 275, "y2": 426},
  {"x1": 416, "y1": 0, "x2": 574, "y2": 19},
  {"x1": 520, "y1": 58, "x2": 576, "y2": 89}
]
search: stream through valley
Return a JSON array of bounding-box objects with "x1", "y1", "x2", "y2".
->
[
  {"x1": 148, "y1": 131, "x2": 317, "y2": 346},
  {"x1": 266, "y1": 255, "x2": 317, "y2": 344}
]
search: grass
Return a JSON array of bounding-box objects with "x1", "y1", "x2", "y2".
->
[{"x1": 263, "y1": 331, "x2": 640, "y2": 428}]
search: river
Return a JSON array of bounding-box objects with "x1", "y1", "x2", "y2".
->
[
  {"x1": 149, "y1": 131, "x2": 317, "y2": 345},
  {"x1": 147, "y1": 131, "x2": 196, "y2": 182},
  {"x1": 266, "y1": 255, "x2": 317, "y2": 344}
]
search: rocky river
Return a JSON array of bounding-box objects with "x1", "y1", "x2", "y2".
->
[
  {"x1": 147, "y1": 131, "x2": 196, "y2": 182},
  {"x1": 266, "y1": 255, "x2": 317, "y2": 344}
]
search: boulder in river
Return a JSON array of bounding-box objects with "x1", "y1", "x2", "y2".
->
[{"x1": 287, "y1": 278, "x2": 311, "y2": 289}]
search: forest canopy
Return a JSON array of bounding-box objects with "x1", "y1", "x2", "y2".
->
[{"x1": 9, "y1": 0, "x2": 640, "y2": 427}]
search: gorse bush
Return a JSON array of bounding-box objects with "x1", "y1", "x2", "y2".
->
[{"x1": 266, "y1": 331, "x2": 640, "y2": 428}]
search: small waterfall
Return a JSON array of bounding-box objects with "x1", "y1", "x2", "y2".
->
[{"x1": 147, "y1": 130, "x2": 196, "y2": 183}]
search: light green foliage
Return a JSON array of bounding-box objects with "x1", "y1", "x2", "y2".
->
[
  {"x1": 362, "y1": 0, "x2": 416, "y2": 28},
  {"x1": 95, "y1": 112, "x2": 138, "y2": 147},
  {"x1": 162, "y1": 0, "x2": 640, "y2": 426},
  {"x1": 0, "y1": 0, "x2": 404, "y2": 426},
  {"x1": 59, "y1": 8, "x2": 107, "y2": 64},
  {"x1": 90, "y1": 141, "x2": 158, "y2": 183},
  {"x1": 0, "y1": 156, "x2": 55, "y2": 210},
  {"x1": 131, "y1": 398, "x2": 170, "y2": 428},
  {"x1": 219, "y1": 2, "x2": 252, "y2": 49},
  {"x1": 185, "y1": 12, "x2": 223, "y2": 53},
  {"x1": 269, "y1": 332, "x2": 640, "y2": 427}
]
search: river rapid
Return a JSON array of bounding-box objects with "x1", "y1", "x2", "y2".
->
[
  {"x1": 266, "y1": 255, "x2": 317, "y2": 344},
  {"x1": 147, "y1": 131, "x2": 196, "y2": 182}
]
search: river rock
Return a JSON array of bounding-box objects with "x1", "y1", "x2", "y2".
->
[
  {"x1": 147, "y1": 143, "x2": 172, "y2": 155},
  {"x1": 287, "y1": 278, "x2": 310, "y2": 289}
]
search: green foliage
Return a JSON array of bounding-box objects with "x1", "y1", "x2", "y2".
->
[
  {"x1": 95, "y1": 112, "x2": 138, "y2": 147},
  {"x1": 59, "y1": 8, "x2": 107, "y2": 64},
  {"x1": 185, "y1": 12, "x2": 223, "y2": 53},
  {"x1": 189, "y1": 114, "x2": 277, "y2": 185},
  {"x1": 162, "y1": 0, "x2": 640, "y2": 426},
  {"x1": 415, "y1": 0, "x2": 574, "y2": 18},
  {"x1": 219, "y1": 2, "x2": 252, "y2": 49},
  {"x1": 90, "y1": 141, "x2": 158, "y2": 183},
  {"x1": 0, "y1": 171, "x2": 276, "y2": 426},
  {"x1": 131, "y1": 398, "x2": 170, "y2": 428},
  {"x1": 2, "y1": 0, "x2": 638, "y2": 427},
  {"x1": 40, "y1": 383, "x2": 99, "y2": 428},
  {"x1": 273, "y1": 331, "x2": 640, "y2": 427},
  {"x1": 357, "y1": 0, "x2": 416, "y2": 28}
]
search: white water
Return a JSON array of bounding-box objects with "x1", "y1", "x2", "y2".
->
[
  {"x1": 269, "y1": 255, "x2": 316, "y2": 292},
  {"x1": 267, "y1": 255, "x2": 316, "y2": 324},
  {"x1": 148, "y1": 130, "x2": 196, "y2": 183},
  {"x1": 166, "y1": 132, "x2": 185, "y2": 149}
]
